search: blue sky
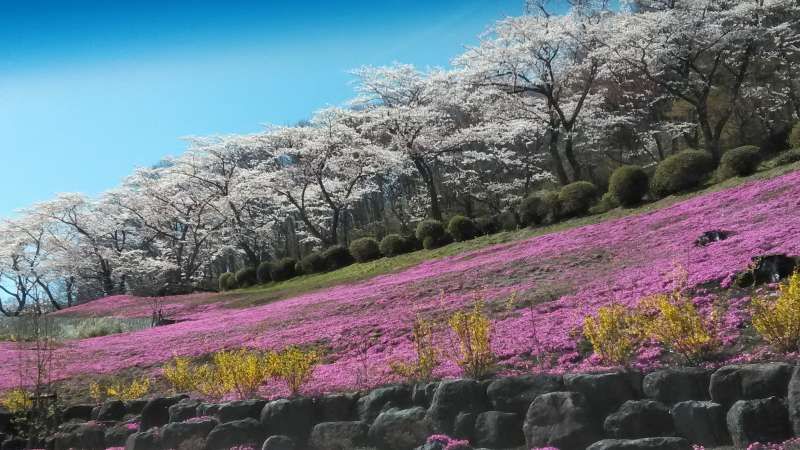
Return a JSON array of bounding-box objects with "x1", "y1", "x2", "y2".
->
[{"x1": 0, "y1": 0, "x2": 524, "y2": 218}]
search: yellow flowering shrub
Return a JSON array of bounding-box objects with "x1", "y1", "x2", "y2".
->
[
  {"x1": 163, "y1": 356, "x2": 195, "y2": 394},
  {"x1": 89, "y1": 377, "x2": 151, "y2": 403},
  {"x1": 0, "y1": 388, "x2": 33, "y2": 413},
  {"x1": 449, "y1": 301, "x2": 494, "y2": 379},
  {"x1": 269, "y1": 347, "x2": 319, "y2": 395},
  {"x1": 752, "y1": 272, "x2": 800, "y2": 352},
  {"x1": 212, "y1": 349, "x2": 274, "y2": 400},
  {"x1": 583, "y1": 304, "x2": 642, "y2": 366},
  {"x1": 639, "y1": 292, "x2": 717, "y2": 364},
  {"x1": 390, "y1": 317, "x2": 438, "y2": 382}
]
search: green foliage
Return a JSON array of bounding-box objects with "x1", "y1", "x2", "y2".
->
[
  {"x1": 718, "y1": 145, "x2": 761, "y2": 179},
  {"x1": 538, "y1": 191, "x2": 562, "y2": 224},
  {"x1": 349, "y1": 237, "x2": 382, "y2": 263},
  {"x1": 558, "y1": 181, "x2": 599, "y2": 218},
  {"x1": 218, "y1": 272, "x2": 236, "y2": 291},
  {"x1": 257, "y1": 261, "x2": 272, "y2": 284},
  {"x1": 321, "y1": 245, "x2": 354, "y2": 271},
  {"x1": 448, "y1": 300, "x2": 494, "y2": 379},
  {"x1": 497, "y1": 210, "x2": 519, "y2": 231},
  {"x1": 651, "y1": 150, "x2": 714, "y2": 197},
  {"x1": 773, "y1": 148, "x2": 800, "y2": 167},
  {"x1": 519, "y1": 194, "x2": 546, "y2": 226},
  {"x1": 589, "y1": 192, "x2": 620, "y2": 215},
  {"x1": 752, "y1": 272, "x2": 800, "y2": 353},
  {"x1": 609, "y1": 165, "x2": 648, "y2": 207},
  {"x1": 474, "y1": 216, "x2": 500, "y2": 236},
  {"x1": 270, "y1": 258, "x2": 298, "y2": 282},
  {"x1": 415, "y1": 219, "x2": 445, "y2": 242},
  {"x1": 789, "y1": 122, "x2": 800, "y2": 149},
  {"x1": 234, "y1": 267, "x2": 258, "y2": 288},
  {"x1": 72, "y1": 318, "x2": 124, "y2": 339},
  {"x1": 299, "y1": 252, "x2": 327, "y2": 275},
  {"x1": 379, "y1": 234, "x2": 410, "y2": 257},
  {"x1": 447, "y1": 215, "x2": 479, "y2": 242}
]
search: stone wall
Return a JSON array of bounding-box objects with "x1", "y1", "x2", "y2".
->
[{"x1": 7, "y1": 362, "x2": 800, "y2": 450}]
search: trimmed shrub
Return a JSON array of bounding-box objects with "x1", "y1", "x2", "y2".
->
[
  {"x1": 589, "y1": 192, "x2": 619, "y2": 215},
  {"x1": 538, "y1": 191, "x2": 562, "y2": 224},
  {"x1": 321, "y1": 245, "x2": 353, "y2": 271},
  {"x1": 790, "y1": 122, "x2": 800, "y2": 148},
  {"x1": 718, "y1": 145, "x2": 761, "y2": 179},
  {"x1": 404, "y1": 234, "x2": 422, "y2": 251},
  {"x1": 299, "y1": 252, "x2": 326, "y2": 275},
  {"x1": 415, "y1": 219, "x2": 445, "y2": 243},
  {"x1": 218, "y1": 272, "x2": 236, "y2": 291},
  {"x1": 651, "y1": 150, "x2": 714, "y2": 197},
  {"x1": 558, "y1": 181, "x2": 599, "y2": 218},
  {"x1": 519, "y1": 195, "x2": 545, "y2": 226},
  {"x1": 257, "y1": 261, "x2": 272, "y2": 284},
  {"x1": 609, "y1": 165, "x2": 648, "y2": 207},
  {"x1": 447, "y1": 215, "x2": 479, "y2": 242},
  {"x1": 475, "y1": 216, "x2": 500, "y2": 236},
  {"x1": 270, "y1": 258, "x2": 297, "y2": 282},
  {"x1": 497, "y1": 210, "x2": 519, "y2": 231},
  {"x1": 234, "y1": 267, "x2": 257, "y2": 288},
  {"x1": 773, "y1": 148, "x2": 800, "y2": 166},
  {"x1": 349, "y1": 237, "x2": 382, "y2": 263},
  {"x1": 380, "y1": 234, "x2": 409, "y2": 257}
]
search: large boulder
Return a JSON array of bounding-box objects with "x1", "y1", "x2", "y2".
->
[
  {"x1": 671, "y1": 401, "x2": 729, "y2": 447},
  {"x1": 368, "y1": 407, "x2": 432, "y2": 450},
  {"x1": 737, "y1": 255, "x2": 798, "y2": 286},
  {"x1": 643, "y1": 368, "x2": 711, "y2": 405},
  {"x1": 53, "y1": 422, "x2": 106, "y2": 450},
  {"x1": 97, "y1": 399, "x2": 127, "y2": 421},
  {"x1": 317, "y1": 393, "x2": 359, "y2": 422},
  {"x1": 523, "y1": 391, "x2": 601, "y2": 450},
  {"x1": 1, "y1": 436, "x2": 26, "y2": 450},
  {"x1": 104, "y1": 422, "x2": 138, "y2": 447},
  {"x1": 604, "y1": 400, "x2": 673, "y2": 439},
  {"x1": 260, "y1": 397, "x2": 316, "y2": 443},
  {"x1": 486, "y1": 374, "x2": 563, "y2": 415},
  {"x1": 60, "y1": 404, "x2": 94, "y2": 423},
  {"x1": 710, "y1": 363, "x2": 793, "y2": 407},
  {"x1": 587, "y1": 437, "x2": 690, "y2": 450},
  {"x1": 0, "y1": 408, "x2": 9, "y2": 434},
  {"x1": 564, "y1": 372, "x2": 640, "y2": 417},
  {"x1": 726, "y1": 397, "x2": 792, "y2": 448},
  {"x1": 126, "y1": 399, "x2": 149, "y2": 416},
  {"x1": 357, "y1": 385, "x2": 412, "y2": 423},
  {"x1": 789, "y1": 366, "x2": 800, "y2": 435},
  {"x1": 474, "y1": 410, "x2": 524, "y2": 448},
  {"x1": 161, "y1": 417, "x2": 218, "y2": 448},
  {"x1": 140, "y1": 395, "x2": 187, "y2": 430},
  {"x1": 425, "y1": 379, "x2": 489, "y2": 435},
  {"x1": 412, "y1": 382, "x2": 439, "y2": 408},
  {"x1": 168, "y1": 398, "x2": 201, "y2": 423},
  {"x1": 308, "y1": 421, "x2": 369, "y2": 450},
  {"x1": 452, "y1": 412, "x2": 475, "y2": 440},
  {"x1": 197, "y1": 402, "x2": 222, "y2": 417},
  {"x1": 218, "y1": 399, "x2": 267, "y2": 423},
  {"x1": 262, "y1": 435, "x2": 296, "y2": 450},
  {"x1": 205, "y1": 418, "x2": 266, "y2": 450},
  {"x1": 125, "y1": 428, "x2": 162, "y2": 450}
]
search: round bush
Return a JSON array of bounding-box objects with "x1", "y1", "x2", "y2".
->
[
  {"x1": 609, "y1": 165, "x2": 648, "y2": 207},
  {"x1": 589, "y1": 192, "x2": 620, "y2": 215},
  {"x1": 718, "y1": 145, "x2": 761, "y2": 179},
  {"x1": 321, "y1": 245, "x2": 354, "y2": 271},
  {"x1": 475, "y1": 216, "x2": 500, "y2": 236},
  {"x1": 496, "y1": 210, "x2": 519, "y2": 231},
  {"x1": 790, "y1": 122, "x2": 800, "y2": 149},
  {"x1": 404, "y1": 234, "x2": 422, "y2": 251},
  {"x1": 651, "y1": 150, "x2": 715, "y2": 198},
  {"x1": 380, "y1": 234, "x2": 409, "y2": 257},
  {"x1": 218, "y1": 272, "x2": 236, "y2": 291},
  {"x1": 257, "y1": 261, "x2": 272, "y2": 284},
  {"x1": 270, "y1": 257, "x2": 297, "y2": 282},
  {"x1": 558, "y1": 181, "x2": 599, "y2": 218},
  {"x1": 299, "y1": 252, "x2": 327, "y2": 274},
  {"x1": 774, "y1": 148, "x2": 800, "y2": 166},
  {"x1": 234, "y1": 267, "x2": 258, "y2": 288},
  {"x1": 519, "y1": 195, "x2": 545, "y2": 227},
  {"x1": 447, "y1": 215, "x2": 479, "y2": 242},
  {"x1": 349, "y1": 237, "x2": 382, "y2": 263},
  {"x1": 415, "y1": 220, "x2": 445, "y2": 243}
]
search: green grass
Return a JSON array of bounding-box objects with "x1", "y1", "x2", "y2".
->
[{"x1": 217, "y1": 159, "x2": 800, "y2": 309}]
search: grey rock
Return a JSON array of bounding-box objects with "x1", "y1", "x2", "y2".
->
[
  {"x1": 643, "y1": 368, "x2": 712, "y2": 404},
  {"x1": 726, "y1": 396, "x2": 792, "y2": 448},
  {"x1": 788, "y1": 366, "x2": 800, "y2": 435},
  {"x1": 260, "y1": 397, "x2": 315, "y2": 443},
  {"x1": 671, "y1": 401, "x2": 728, "y2": 447},
  {"x1": 564, "y1": 372, "x2": 639, "y2": 417},
  {"x1": 262, "y1": 435, "x2": 296, "y2": 450},
  {"x1": 523, "y1": 391, "x2": 601, "y2": 450},
  {"x1": 474, "y1": 410, "x2": 524, "y2": 448},
  {"x1": 368, "y1": 407, "x2": 432, "y2": 450},
  {"x1": 486, "y1": 374, "x2": 563, "y2": 415},
  {"x1": 205, "y1": 418, "x2": 266, "y2": 450},
  {"x1": 161, "y1": 417, "x2": 218, "y2": 448},
  {"x1": 97, "y1": 399, "x2": 127, "y2": 422},
  {"x1": 357, "y1": 385, "x2": 412, "y2": 423},
  {"x1": 587, "y1": 437, "x2": 690, "y2": 450},
  {"x1": 218, "y1": 399, "x2": 267, "y2": 423},
  {"x1": 60, "y1": 404, "x2": 94, "y2": 423},
  {"x1": 308, "y1": 421, "x2": 368, "y2": 450},
  {"x1": 140, "y1": 395, "x2": 188, "y2": 430},
  {"x1": 604, "y1": 400, "x2": 673, "y2": 439},
  {"x1": 124, "y1": 428, "x2": 162, "y2": 450},
  {"x1": 168, "y1": 398, "x2": 201, "y2": 423},
  {"x1": 425, "y1": 379, "x2": 489, "y2": 434},
  {"x1": 317, "y1": 392, "x2": 359, "y2": 422},
  {"x1": 104, "y1": 422, "x2": 138, "y2": 447},
  {"x1": 710, "y1": 363, "x2": 792, "y2": 407}
]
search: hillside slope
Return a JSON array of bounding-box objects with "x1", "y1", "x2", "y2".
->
[{"x1": 4, "y1": 169, "x2": 800, "y2": 396}]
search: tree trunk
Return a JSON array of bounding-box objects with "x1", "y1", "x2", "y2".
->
[
  {"x1": 547, "y1": 130, "x2": 570, "y2": 186},
  {"x1": 563, "y1": 132, "x2": 583, "y2": 182},
  {"x1": 413, "y1": 158, "x2": 442, "y2": 221}
]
